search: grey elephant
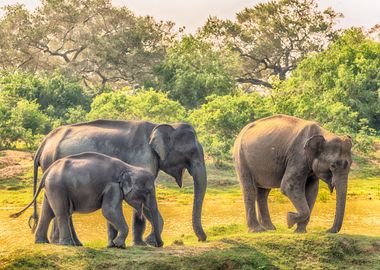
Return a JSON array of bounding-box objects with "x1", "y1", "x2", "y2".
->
[
  {"x1": 30, "y1": 120, "x2": 207, "y2": 245},
  {"x1": 233, "y1": 115, "x2": 352, "y2": 233},
  {"x1": 11, "y1": 152, "x2": 163, "y2": 248}
]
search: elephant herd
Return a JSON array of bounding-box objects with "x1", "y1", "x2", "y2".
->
[{"x1": 11, "y1": 114, "x2": 352, "y2": 248}]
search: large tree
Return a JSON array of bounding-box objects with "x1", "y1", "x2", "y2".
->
[
  {"x1": 201, "y1": 0, "x2": 341, "y2": 88},
  {"x1": 0, "y1": 0, "x2": 176, "y2": 91}
]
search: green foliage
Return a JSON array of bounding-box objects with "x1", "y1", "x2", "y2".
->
[
  {"x1": 87, "y1": 89, "x2": 186, "y2": 123},
  {"x1": 155, "y1": 36, "x2": 240, "y2": 108},
  {"x1": 0, "y1": 70, "x2": 91, "y2": 125},
  {"x1": 271, "y1": 28, "x2": 380, "y2": 152},
  {"x1": 189, "y1": 93, "x2": 272, "y2": 164},
  {"x1": 0, "y1": 96, "x2": 49, "y2": 148}
]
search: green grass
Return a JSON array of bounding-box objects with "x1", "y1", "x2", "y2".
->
[{"x1": 1, "y1": 231, "x2": 380, "y2": 270}]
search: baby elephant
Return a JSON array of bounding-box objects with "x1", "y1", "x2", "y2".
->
[{"x1": 11, "y1": 152, "x2": 163, "y2": 248}]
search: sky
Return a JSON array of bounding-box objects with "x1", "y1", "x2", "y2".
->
[{"x1": 0, "y1": 0, "x2": 379, "y2": 33}]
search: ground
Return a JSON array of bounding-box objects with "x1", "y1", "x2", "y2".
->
[{"x1": 0, "y1": 149, "x2": 379, "y2": 270}]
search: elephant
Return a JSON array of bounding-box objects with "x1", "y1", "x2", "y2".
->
[
  {"x1": 11, "y1": 152, "x2": 163, "y2": 248},
  {"x1": 233, "y1": 114, "x2": 352, "y2": 233},
  {"x1": 29, "y1": 119, "x2": 207, "y2": 245}
]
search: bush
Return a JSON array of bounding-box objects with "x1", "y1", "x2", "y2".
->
[
  {"x1": 87, "y1": 88, "x2": 187, "y2": 123},
  {"x1": 188, "y1": 93, "x2": 272, "y2": 164},
  {"x1": 271, "y1": 28, "x2": 380, "y2": 135},
  {"x1": 0, "y1": 70, "x2": 91, "y2": 125},
  {"x1": 0, "y1": 96, "x2": 50, "y2": 149}
]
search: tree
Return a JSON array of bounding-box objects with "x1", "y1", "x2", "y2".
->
[
  {"x1": 188, "y1": 93, "x2": 272, "y2": 164},
  {"x1": 271, "y1": 28, "x2": 380, "y2": 134},
  {"x1": 0, "y1": 0, "x2": 176, "y2": 90},
  {"x1": 155, "y1": 36, "x2": 240, "y2": 108},
  {"x1": 201, "y1": 0, "x2": 341, "y2": 88},
  {"x1": 87, "y1": 89, "x2": 186, "y2": 123}
]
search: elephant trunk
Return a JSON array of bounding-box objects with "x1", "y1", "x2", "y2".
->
[
  {"x1": 189, "y1": 160, "x2": 207, "y2": 241},
  {"x1": 148, "y1": 191, "x2": 164, "y2": 247},
  {"x1": 327, "y1": 173, "x2": 348, "y2": 233}
]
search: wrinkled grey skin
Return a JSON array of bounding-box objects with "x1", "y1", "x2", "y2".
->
[
  {"x1": 233, "y1": 115, "x2": 352, "y2": 233},
  {"x1": 30, "y1": 120, "x2": 207, "y2": 244},
  {"x1": 11, "y1": 152, "x2": 163, "y2": 248}
]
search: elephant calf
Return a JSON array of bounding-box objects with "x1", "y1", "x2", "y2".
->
[
  {"x1": 234, "y1": 115, "x2": 352, "y2": 233},
  {"x1": 11, "y1": 152, "x2": 163, "y2": 248}
]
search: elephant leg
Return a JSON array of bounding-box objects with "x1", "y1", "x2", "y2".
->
[
  {"x1": 106, "y1": 222, "x2": 118, "y2": 248},
  {"x1": 56, "y1": 215, "x2": 75, "y2": 246},
  {"x1": 69, "y1": 216, "x2": 82, "y2": 246},
  {"x1": 257, "y1": 188, "x2": 276, "y2": 230},
  {"x1": 281, "y1": 173, "x2": 310, "y2": 229},
  {"x1": 35, "y1": 195, "x2": 54, "y2": 244},
  {"x1": 236, "y1": 164, "x2": 265, "y2": 232},
  {"x1": 49, "y1": 218, "x2": 60, "y2": 244},
  {"x1": 295, "y1": 175, "x2": 319, "y2": 233},
  {"x1": 142, "y1": 206, "x2": 164, "y2": 246},
  {"x1": 102, "y1": 184, "x2": 128, "y2": 249},
  {"x1": 132, "y1": 209, "x2": 147, "y2": 246},
  {"x1": 48, "y1": 192, "x2": 75, "y2": 246}
]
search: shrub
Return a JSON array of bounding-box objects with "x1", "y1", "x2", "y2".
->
[
  {"x1": 188, "y1": 93, "x2": 272, "y2": 164},
  {"x1": 87, "y1": 88, "x2": 187, "y2": 123}
]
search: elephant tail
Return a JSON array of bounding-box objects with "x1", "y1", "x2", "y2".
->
[
  {"x1": 29, "y1": 138, "x2": 47, "y2": 231},
  {"x1": 10, "y1": 171, "x2": 47, "y2": 232}
]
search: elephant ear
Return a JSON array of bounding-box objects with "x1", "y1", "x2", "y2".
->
[
  {"x1": 343, "y1": 135, "x2": 353, "y2": 149},
  {"x1": 304, "y1": 135, "x2": 326, "y2": 161},
  {"x1": 149, "y1": 124, "x2": 175, "y2": 161},
  {"x1": 119, "y1": 171, "x2": 133, "y2": 196}
]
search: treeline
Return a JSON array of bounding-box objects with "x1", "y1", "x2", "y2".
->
[{"x1": 0, "y1": 0, "x2": 379, "y2": 163}]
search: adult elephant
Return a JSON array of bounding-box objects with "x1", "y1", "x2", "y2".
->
[
  {"x1": 233, "y1": 115, "x2": 352, "y2": 233},
  {"x1": 30, "y1": 120, "x2": 207, "y2": 244}
]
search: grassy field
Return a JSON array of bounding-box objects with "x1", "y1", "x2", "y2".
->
[{"x1": 0, "y1": 150, "x2": 380, "y2": 270}]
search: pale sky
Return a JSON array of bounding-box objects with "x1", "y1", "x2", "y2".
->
[{"x1": 0, "y1": 0, "x2": 379, "y2": 33}]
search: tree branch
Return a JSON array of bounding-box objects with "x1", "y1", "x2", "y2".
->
[{"x1": 236, "y1": 77, "x2": 273, "y2": 88}]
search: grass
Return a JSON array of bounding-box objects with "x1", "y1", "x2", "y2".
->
[
  {"x1": 2, "y1": 230, "x2": 380, "y2": 269},
  {"x1": 1, "y1": 150, "x2": 380, "y2": 269}
]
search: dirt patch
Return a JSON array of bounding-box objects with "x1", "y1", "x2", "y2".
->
[{"x1": 0, "y1": 150, "x2": 33, "y2": 179}]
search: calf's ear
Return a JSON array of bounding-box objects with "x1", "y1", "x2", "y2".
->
[{"x1": 119, "y1": 171, "x2": 132, "y2": 196}]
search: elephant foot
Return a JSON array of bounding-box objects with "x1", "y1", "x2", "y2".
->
[
  {"x1": 107, "y1": 242, "x2": 116, "y2": 248},
  {"x1": 155, "y1": 239, "x2": 164, "y2": 248},
  {"x1": 287, "y1": 212, "x2": 298, "y2": 229},
  {"x1": 326, "y1": 227, "x2": 338, "y2": 233},
  {"x1": 262, "y1": 223, "x2": 276, "y2": 230},
  {"x1": 294, "y1": 227, "x2": 307, "y2": 233},
  {"x1": 73, "y1": 240, "x2": 83, "y2": 246},
  {"x1": 144, "y1": 234, "x2": 157, "y2": 247},
  {"x1": 35, "y1": 238, "x2": 49, "y2": 244},
  {"x1": 248, "y1": 225, "x2": 266, "y2": 233},
  {"x1": 133, "y1": 240, "x2": 147, "y2": 246},
  {"x1": 50, "y1": 237, "x2": 59, "y2": 244},
  {"x1": 113, "y1": 237, "x2": 126, "y2": 249},
  {"x1": 59, "y1": 238, "x2": 76, "y2": 246}
]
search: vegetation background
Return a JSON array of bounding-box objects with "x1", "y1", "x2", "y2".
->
[{"x1": 0, "y1": 0, "x2": 379, "y2": 269}]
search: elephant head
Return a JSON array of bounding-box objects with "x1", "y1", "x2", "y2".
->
[
  {"x1": 304, "y1": 134, "x2": 353, "y2": 233},
  {"x1": 149, "y1": 123, "x2": 207, "y2": 241},
  {"x1": 119, "y1": 170, "x2": 163, "y2": 247}
]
